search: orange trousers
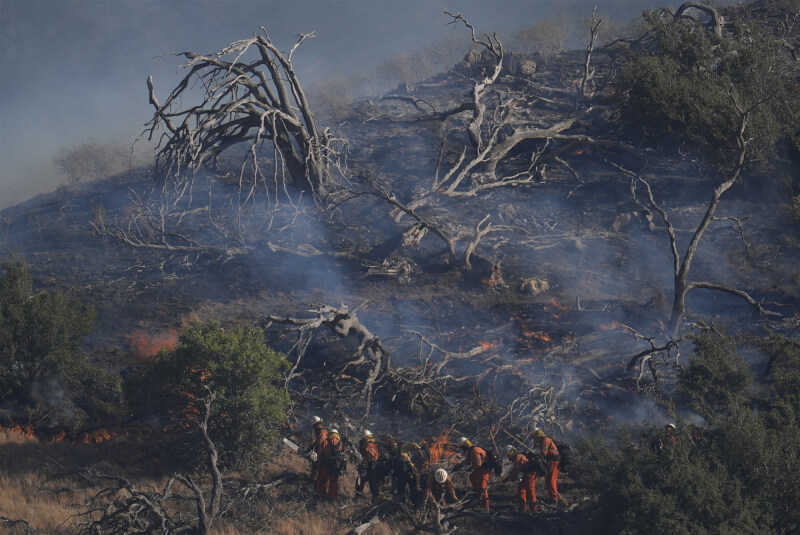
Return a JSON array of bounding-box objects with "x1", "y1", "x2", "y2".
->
[
  {"x1": 517, "y1": 473, "x2": 538, "y2": 510},
  {"x1": 546, "y1": 460, "x2": 559, "y2": 502},
  {"x1": 469, "y1": 466, "x2": 492, "y2": 509},
  {"x1": 315, "y1": 466, "x2": 339, "y2": 499}
]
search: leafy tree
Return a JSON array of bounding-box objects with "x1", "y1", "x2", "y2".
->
[
  {"x1": 678, "y1": 331, "x2": 754, "y2": 423},
  {"x1": 579, "y1": 332, "x2": 800, "y2": 534},
  {"x1": 126, "y1": 320, "x2": 290, "y2": 464},
  {"x1": 618, "y1": 11, "x2": 800, "y2": 174},
  {"x1": 0, "y1": 257, "x2": 121, "y2": 431}
]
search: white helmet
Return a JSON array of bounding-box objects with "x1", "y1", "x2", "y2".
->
[
  {"x1": 457, "y1": 436, "x2": 469, "y2": 447},
  {"x1": 434, "y1": 468, "x2": 448, "y2": 484},
  {"x1": 665, "y1": 423, "x2": 676, "y2": 430},
  {"x1": 330, "y1": 428, "x2": 339, "y2": 435},
  {"x1": 311, "y1": 416, "x2": 322, "y2": 425},
  {"x1": 505, "y1": 444, "x2": 516, "y2": 456},
  {"x1": 363, "y1": 429, "x2": 373, "y2": 438}
]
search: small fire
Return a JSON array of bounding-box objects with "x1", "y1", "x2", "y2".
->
[
  {"x1": 543, "y1": 298, "x2": 569, "y2": 319},
  {"x1": 481, "y1": 266, "x2": 504, "y2": 287},
  {"x1": 82, "y1": 429, "x2": 117, "y2": 444},
  {"x1": 520, "y1": 326, "x2": 552, "y2": 343},
  {"x1": 128, "y1": 329, "x2": 179, "y2": 360},
  {"x1": 425, "y1": 429, "x2": 462, "y2": 467},
  {"x1": 0, "y1": 424, "x2": 36, "y2": 441},
  {"x1": 478, "y1": 341, "x2": 495, "y2": 349}
]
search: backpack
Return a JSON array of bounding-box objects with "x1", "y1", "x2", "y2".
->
[
  {"x1": 522, "y1": 450, "x2": 547, "y2": 476},
  {"x1": 328, "y1": 447, "x2": 347, "y2": 476},
  {"x1": 484, "y1": 448, "x2": 503, "y2": 476},
  {"x1": 555, "y1": 442, "x2": 572, "y2": 472}
]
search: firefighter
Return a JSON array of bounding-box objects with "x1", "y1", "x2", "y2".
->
[
  {"x1": 533, "y1": 428, "x2": 560, "y2": 504},
  {"x1": 649, "y1": 423, "x2": 678, "y2": 454},
  {"x1": 356, "y1": 430, "x2": 383, "y2": 503},
  {"x1": 317, "y1": 428, "x2": 344, "y2": 499},
  {"x1": 423, "y1": 468, "x2": 458, "y2": 507},
  {"x1": 502, "y1": 445, "x2": 538, "y2": 512},
  {"x1": 305, "y1": 416, "x2": 328, "y2": 484},
  {"x1": 393, "y1": 449, "x2": 420, "y2": 505},
  {"x1": 456, "y1": 436, "x2": 492, "y2": 512}
]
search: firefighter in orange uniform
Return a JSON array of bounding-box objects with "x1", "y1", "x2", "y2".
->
[
  {"x1": 357, "y1": 430, "x2": 383, "y2": 502},
  {"x1": 456, "y1": 436, "x2": 492, "y2": 512},
  {"x1": 317, "y1": 429, "x2": 344, "y2": 499},
  {"x1": 424, "y1": 468, "x2": 458, "y2": 506},
  {"x1": 502, "y1": 445, "x2": 539, "y2": 512},
  {"x1": 305, "y1": 416, "x2": 328, "y2": 484},
  {"x1": 533, "y1": 428, "x2": 560, "y2": 504}
]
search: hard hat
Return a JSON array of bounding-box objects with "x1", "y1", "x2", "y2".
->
[
  {"x1": 457, "y1": 436, "x2": 471, "y2": 448},
  {"x1": 505, "y1": 445, "x2": 517, "y2": 459},
  {"x1": 311, "y1": 416, "x2": 322, "y2": 425},
  {"x1": 665, "y1": 423, "x2": 676, "y2": 431},
  {"x1": 330, "y1": 428, "x2": 339, "y2": 435},
  {"x1": 533, "y1": 429, "x2": 545, "y2": 441},
  {"x1": 434, "y1": 468, "x2": 448, "y2": 484},
  {"x1": 363, "y1": 429, "x2": 373, "y2": 438},
  {"x1": 400, "y1": 452, "x2": 409, "y2": 460},
  {"x1": 330, "y1": 431, "x2": 340, "y2": 440}
]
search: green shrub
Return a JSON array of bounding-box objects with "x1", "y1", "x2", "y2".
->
[
  {"x1": 126, "y1": 320, "x2": 290, "y2": 465},
  {"x1": 0, "y1": 257, "x2": 121, "y2": 432},
  {"x1": 617, "y1": 12, "x2": 800, "y2": 175}
]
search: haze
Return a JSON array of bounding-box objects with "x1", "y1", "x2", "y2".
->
[{"x1": 1, "y1": 0, "x2": 676, "y2": 209}]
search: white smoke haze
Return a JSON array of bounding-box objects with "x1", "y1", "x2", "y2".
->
[{"x1": 0, "y1": 0, "x2": 701, "y2": 209}]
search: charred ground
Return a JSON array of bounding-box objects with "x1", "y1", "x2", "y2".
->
[{"x1": 1, "y1": 1, "x2": 799, "y2": 533}]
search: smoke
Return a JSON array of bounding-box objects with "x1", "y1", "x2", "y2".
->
[{"x1": 1, "y1": 0, "x2": 679, "y2": 210}]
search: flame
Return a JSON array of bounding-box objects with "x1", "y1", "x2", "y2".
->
[
  {"x1": 82, "y1": 429, "x2": 117, "y2": 444},
  {"x1": 478, "y1": 341, "x2": 495, "y2": 349},
  {"x1": 481, "y1": 266, "x2": 503, "y2": 286},
  {"x1": 520, "y1": 326, "x2": 552, "y2": 343},
  {"x1": 0, "y1": 424, "x2": 36, "y2": 441},
  {"x1": 425, "y1": 429, "x2": 462, "y2": 467},
  {"x1": 599, "y1": 321, "x2": 623, "y2": 331},
  {"x1": 128, "y1": 329, "x2": 179, "y2": 360}
]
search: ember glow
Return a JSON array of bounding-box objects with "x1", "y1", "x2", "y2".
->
[{"x1": 128, "y1": 329, "x2": 179, "y2": 360}]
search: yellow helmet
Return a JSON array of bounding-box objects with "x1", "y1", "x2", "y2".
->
[
  {"x1": 505, "y1": 445, "x2": 517, "y2": 459},
  {"x1": 533, "y1": 429, "x2": 545, "y2": 442},
  {"x1": 330, "y1": 428, "x2": 340, "y2": 439},
  {"x1": 457, "y1": 436, "x2": 472, "y2": 448}
]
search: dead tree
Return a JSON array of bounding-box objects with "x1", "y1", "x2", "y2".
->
[
  {"x1": 74, "y1": 389, "x2": 223, "y2": 534},
  {"x1": 266, "y1": 304, "x2": 390, "y2": 419},
  {"x1": 145, "y1": 28, "x2": 343, "y2": 199}
]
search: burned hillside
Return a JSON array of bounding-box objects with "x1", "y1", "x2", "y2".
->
[{"x1": 1, "y1": 1, "x2": 800, "y2": 534}]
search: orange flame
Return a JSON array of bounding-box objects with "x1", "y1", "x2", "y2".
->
[
  {"x1": 0, "y1": 424, "x2": 36, "y2": 440},
  {"x1": 82, "y1": 429, "x2": 117, "y2": 444},
  {"x1": 128, "y1": 329, "x2": 179, "y2": 360},
  {"x1": 520, "y1": 326, "x2": 552, "y2": 343},
  {"x1": 426, "y1": 430, "x2": 462, "y2": 467},
  {"x1": 478, "y1": 341, "x2": 495, "y2": 349}
]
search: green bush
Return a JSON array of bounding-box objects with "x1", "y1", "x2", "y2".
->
[
  {"x1": 126, "y1": 320, "x2": 290, "y2": 465},
  {"x1": 579, "y1": 332, "x2": 800, "y2": 534},
  {"x1": 617, "y1": 12, "x2": 800, "y2": 175},
  {"x1": 0, "y1": 257, "x2": 122, "y2": 432}
]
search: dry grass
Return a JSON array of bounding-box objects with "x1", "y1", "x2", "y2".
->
[{"x1": 0, "y1": 429, "x2": 416, "y2": 534}]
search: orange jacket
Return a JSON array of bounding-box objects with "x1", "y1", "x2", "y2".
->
[
  {"x1": 466, "y1": 446, "x2": 488, "y2": 469},
  {"x1": 424, "y1": 474, "x2": 457, "y2": 502},
  {"x1": 540, "y1": 437, "x2": 559, "y2": 460},
  {"x1": 321, "y1": 436, "x2": 343, "y2": 461},
  {"x1": 360, "y1": 439, "x2": 381, "y2": 462},
  {"x1": 506, "y1": 452, "x2": 532, "y2": 479}
]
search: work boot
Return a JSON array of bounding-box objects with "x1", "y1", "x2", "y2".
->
[{"x1": 532, "y1": 501, "x2": 539, "y2": 513}]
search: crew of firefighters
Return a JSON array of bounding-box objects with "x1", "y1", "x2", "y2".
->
[{"x1": 302, "y1": 416, "x2": 572, "y2": 512}]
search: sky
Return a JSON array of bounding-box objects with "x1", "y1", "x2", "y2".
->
[{"x1": 0, "y1": 0, "x2": 680, "y2": 209}]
